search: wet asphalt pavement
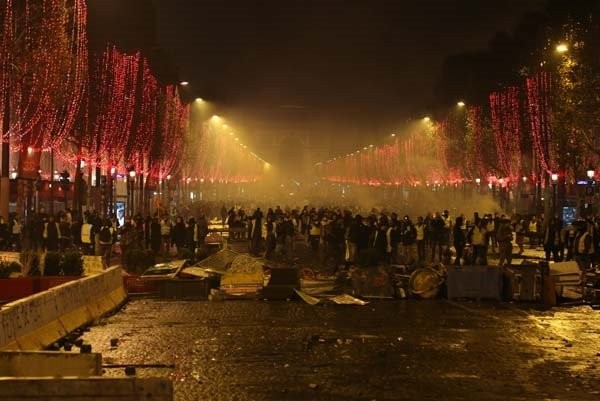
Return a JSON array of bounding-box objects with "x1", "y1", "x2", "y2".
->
[{"x1": 82, "y1": 298, "x2": 600, "y2": 401}]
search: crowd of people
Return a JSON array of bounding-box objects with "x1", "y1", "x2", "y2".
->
[
  {"x1": 226, "y1": 205, "x2": 600, "y2": 272},
  {"x1": 0, "y1": 203, "x2": 599, "y2": 272}
]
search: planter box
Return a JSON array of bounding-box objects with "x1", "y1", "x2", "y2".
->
[
  {"x1": 35, "y1": 276, "x2": 80, "y2": 292},
  {"x1": 0, "y1": 278, "x2": 35, "y2": 303},
  {"x1": 0, "y1": 276, "x2": 81, "y2": 304}
]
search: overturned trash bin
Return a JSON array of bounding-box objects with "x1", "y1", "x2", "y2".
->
[{"x1": 410, "y1": 266, "x2": 445, "y2": 299}]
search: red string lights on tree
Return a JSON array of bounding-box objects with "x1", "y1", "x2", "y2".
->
[
  {"x1": 129, "y1": 57, "x2": 159, "y2": 172},
  {"x1": 150, "y1": 84, "x2": 187, "y2": 180},
  {"x1": 318, "y1": 122, "x2": 455, "y2": 186},
  {"x1": 0, "y1": 0, "x2": 14, "y2": 128},
  {"x1": 2, "y1": 0, "x2": 88, "y2": 149},
  {"x1": 467, "y1": 105, "x2": 486, "y2": 179},
  {"x1": 526, "y1": 71, "x2": 555, "y2": 175},
  {"x1": 490, "y1": 86, "x2": 522, "y2": 181},
  {"x1": 83, "y1": 46, "x2": 140, "y2": 168}
]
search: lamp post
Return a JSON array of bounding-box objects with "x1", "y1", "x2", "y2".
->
[
  {"x1": 128, "y1": 168, "x2": 136, "y2": 218},
  {"x1": 33, "y1": 168, "x2": 42, "y2": 214},
  {"x1": 551, "y1": 173, "x2": 559, "y2": 218},
  {"x1": 521, "y1": 176, "x2": 527, "y2": 214},
  {"x1": 586, "y1": 169, "x2": 595, "y2": 216}
]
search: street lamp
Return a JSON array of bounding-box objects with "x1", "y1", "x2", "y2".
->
[
  {"x1": 556, "y1": 43, "x2": 569, "y2": 53},
  {"x1": 587, "y1": 169, "x2": 595, "y2": 180},
  {"x1": 10, "y1": 169, "x2": 17, "y2": 180},
  {"x1": 457, "y1": 101, "x2": 466, "y2": 107}
]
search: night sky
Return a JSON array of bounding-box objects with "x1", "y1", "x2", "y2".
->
[{"x1": 89, "y1": 0, "x2": 544, "y2": 150}]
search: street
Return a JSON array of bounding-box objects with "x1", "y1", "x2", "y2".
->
[{"x1": 83, "y1": 299, "x2": 600, "y2": 401}]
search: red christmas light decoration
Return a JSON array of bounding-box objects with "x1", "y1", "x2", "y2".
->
[
  {"x1": 490, "y1": 86, "x2": 522, "y2": 180},
  {"x1": 526, "y1": 71, "x2": 555, "y2": 175}
]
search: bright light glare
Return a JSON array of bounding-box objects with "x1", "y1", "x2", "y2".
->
[
  {"x1": 180, "y1": 81, "x2": 189, "y2": 86},
  {"x1": 423, "y1": 117, "x2": 431, "y2": 122},
  {"x1": 457, "y1": 101, "x2": 465, "y2": 107},
  {"x1": 556, "y1": 43, "x2": 569, "y2": 53},
  {"x1": 195, "y1": 97, "x2": 203, "y2": 102}
]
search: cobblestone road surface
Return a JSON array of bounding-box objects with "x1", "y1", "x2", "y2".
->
[{"x1": 83, "y1": 299, "x2": 600, "y2": 401}]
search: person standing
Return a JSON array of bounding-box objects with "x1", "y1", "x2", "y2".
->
[
  {"x1": 160, "y1": 215, "x2": 172, "y2": 255},
  {"x1": 197, "y1": 214, "x2": 209, "y2": 246},
  {"x1": 171, "y1": 216, "x2": 186, "y2": 253},
  {"x1": 453, "y1": 216, "x2": 466, "y2": 266},
  {"x1": 97, "y1": 219, "x2": 115, "y2": 267},
  {"x1": 81, "y1": 218, "x2": 94, "y2": 255},
  {"x1": 43, "y1": 215, "x2": 61, "y2": 252},
  {"x1": 150, "y1": 217, "x2": 162, "y2": 254},
  {"x1": 430, "y1": 212, "x2": 444, "y2": 262},
  {"x1": 8, "y1": 215, "x2": 21, "y2": 251},
  {"x1": 543, "y1": 217, "x2": 562, "y2": 262},
  {"x1": 528, "y1": 216, "x2": 539, "y2": 248},
  {"x1": 573, "y1": 221, "x2": 594, "y2": 270},
  {"x1": 401, "y1": 216, "x2": 417, "y2": 265},
  {"x1": 345, "y1": 214, "x2": 361, "y2": 266},
  {"x1": 59, "y1": 215, "x2": 73, "y2": 251},
  {"x1": 497, "y1": 217, "x2": 513, "y2": 267},
  {"x1": 468, "y1": 219, "x2": 487, "y2": 265},
  {"x1": 185, "y1": 217, "x2": 198, "y2": 252},
  {"x1": 307, "y1": 217, "x2": 321, "y2": 253},
  {"x1": 514, "y1": 218, "x2": 526, "y2": 255},
  {"x1": 250, "y1": 208, "x2": 263, "y2": 255},
  {"x1": 415, "y1": 216, "x2": 426, "y2": 263}
]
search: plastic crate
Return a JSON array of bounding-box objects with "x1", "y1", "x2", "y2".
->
[{"x1": 446, "y1": 265, "x2": 503, "y2": 300}]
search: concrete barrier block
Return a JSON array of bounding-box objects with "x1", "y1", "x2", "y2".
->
[
  {"x1": 0, "y1": 351, "x2": 102, "y2": 377},
  {"x1": 0, "y1": 377, "x2": 173, "y2": 400},
  {"x1": 0, "y1": 267, "x2": 127, "y2": 351},
  {"x1": 14, "y1": 320, "x2": 67, "y2": 350},
  {"x1": 57, "y1": 305, "x2": 93, "y2": 334}
]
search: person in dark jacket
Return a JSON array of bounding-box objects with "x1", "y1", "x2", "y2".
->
[
  {"x1": 150, "y1": 217, "x2": 162, "y2": 253},
  {"x1": 185, "y1": 217, "x2": 197, "y2": 251},
  {"x1": 543, "y1": 217, "x2": 562, "y2": 262},
  {"x1": 43, "y1": 215, "x2": 61, "y2": 252},
  {"x1": 373, "y1": 217, "x2": 389, "y2": 262},
  {"x1": 453, "y1": 216, "x2": 466, "y2": 266},
  {"x1": 59, "y1": 215, "x2": 73, "y2": 251},
  {"x1": 345, "y1": 215, "x2": 362, "y2": 265},
  {"x1": 430, "y1": 212, "x2": 445, "y2": 262},
  {"x1": 197, "y1": 214, "x2": 209, "y2": 245},
  {"x1": 171, "y1": 216, "x2": 186, "y2": 252}
]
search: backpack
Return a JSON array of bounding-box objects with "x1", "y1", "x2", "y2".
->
[{"x1": 99, "y1": 226, "x2": 112, "y2": 244}]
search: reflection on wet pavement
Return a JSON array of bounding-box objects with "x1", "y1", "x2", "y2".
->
[{"x1": 82, "y1": 300, "x2": 600, "y2": 401}]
